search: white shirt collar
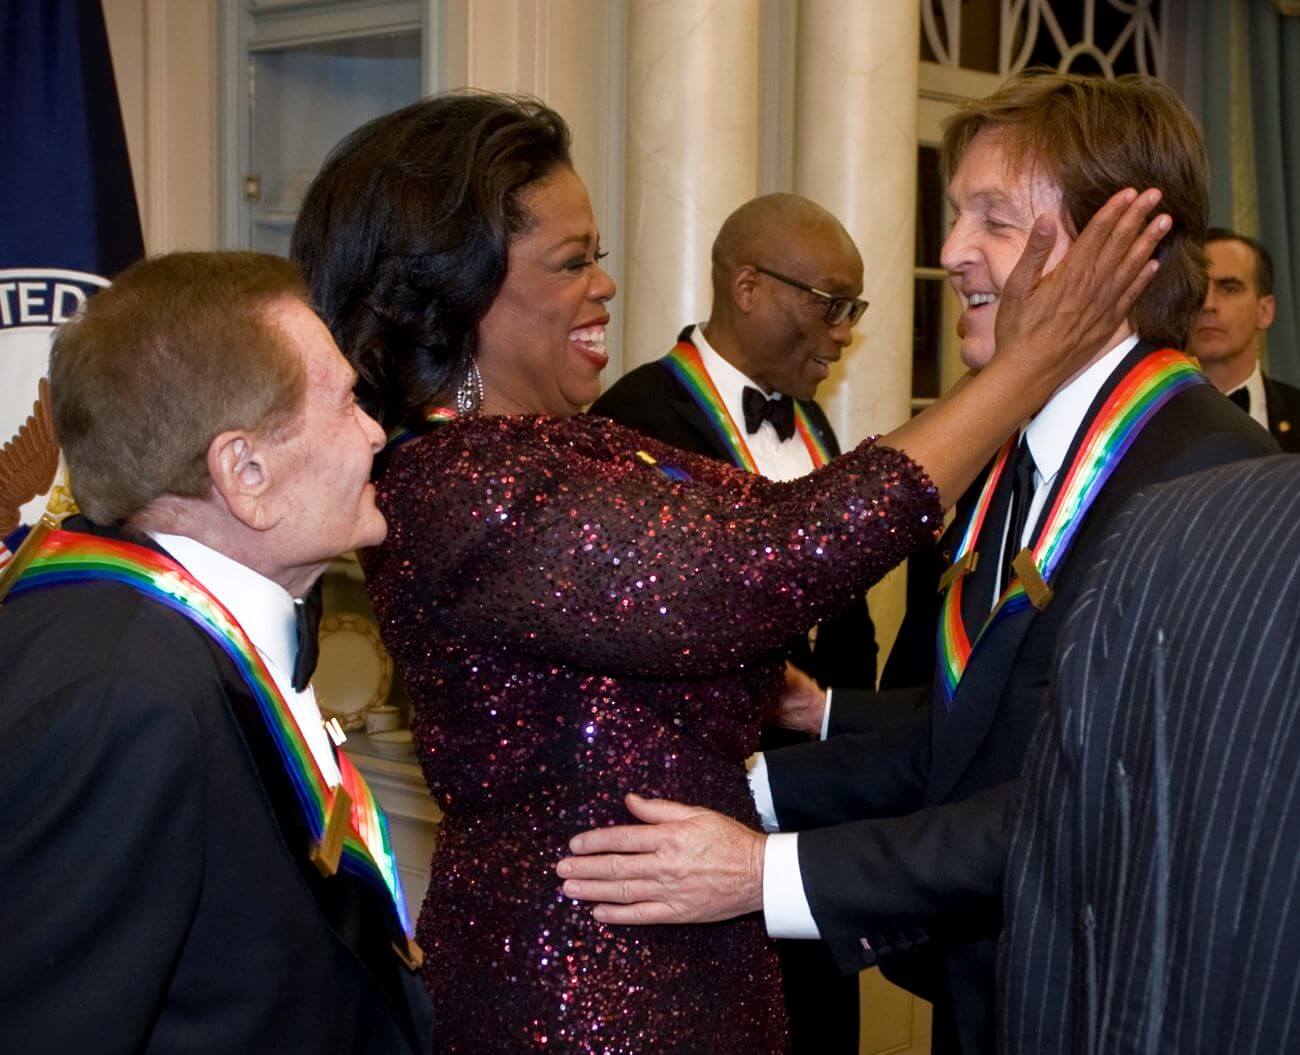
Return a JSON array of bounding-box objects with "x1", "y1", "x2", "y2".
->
[
  {"x1": 693, "y1": 324, "x2": 786, "y2": 422},
  {"x1": 689, "y1": 324, "x2": 816, "y2": 481},
  {"x1": 149, "y1": 531, "x2": 298, "y2": 679},
  {"x1": 1023, "y1": 334, "x2": 1140, "y2": 481},
  {"x1": 149, "y1": 530, "x2": 341, "y2": 787}
]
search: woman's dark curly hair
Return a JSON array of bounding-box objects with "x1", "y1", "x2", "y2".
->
[{"x1": 290, "y1": 92, "x2": 573, "y2": 429}]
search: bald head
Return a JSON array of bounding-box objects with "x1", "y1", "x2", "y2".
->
[
  {"x1": 711, "y1": 194, "x2": 858, "y2": 294},
  {"x1": 702, "y1": 194, "x2": 864, "y2": 402}
]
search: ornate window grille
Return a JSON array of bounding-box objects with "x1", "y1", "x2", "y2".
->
[{"x1": 921, "y1": 0, "x2": 1164, "y2": 81}]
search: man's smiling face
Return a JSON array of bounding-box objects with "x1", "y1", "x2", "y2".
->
[{"x1": 940, "y1": 128, "x2": 1072, "y2": 369}]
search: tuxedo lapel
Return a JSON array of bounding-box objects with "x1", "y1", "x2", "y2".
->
[
  {"x1": 660, "y1": 328, "x2": 752, "y2": 470},
  {"x1": 927, "y1": 604, "x2": 1036, "y2": 804},
  {"x1": 1026, "y1": 339, "x2": 1156, "y2": 548},
  {"x1": 960, "y1": 456, "x2": 1017, "y2": 632},
  {"x1": 928, "y1": 340, "x2": 1158, "y2": 801},
  {"x1": 927, "y1": 458, "x2": 1018, "y2": 786},
  {"x1": 668, "y1": 393, "x2": 740, "y2": 465},
  {"x1": 1262, "y1": 373, "x2": 1298, "y2": 448}
]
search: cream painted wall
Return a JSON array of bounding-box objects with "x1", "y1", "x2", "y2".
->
[
  {"x1": 438, "y1": 0, "x2": 628, "y2": 374},
  {"x1": 102, "y1": 0, "x2": 219, "y2": 255}
]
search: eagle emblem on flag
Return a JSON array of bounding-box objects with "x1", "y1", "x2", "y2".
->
[{"x1": 0, "y1": 379, "x2": 59, "y2": 539}]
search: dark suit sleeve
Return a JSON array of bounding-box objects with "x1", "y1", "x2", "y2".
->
[
  {"x1": 0, "y1": 673, "x2": 206, "y2": 1051},
  {"x1": 765, "y1": 706, "x2": 931, "y2": 828},
  {"x1": 806, "y1": 597, "x2": 878, "y2": 690},
  {"x1": 825, "y1": 685, "x2": 929, "y2": 738},
  {"x1": 798, "y1": 781, "x2": 1015, "y2": 974}
]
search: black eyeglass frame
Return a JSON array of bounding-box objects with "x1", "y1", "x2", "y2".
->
[{"x1": 754, "y1": 266, "x2": 869, "y2": 326}]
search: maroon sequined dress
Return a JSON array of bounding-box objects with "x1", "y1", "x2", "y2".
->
[{"x1": 363, "y1": 414, "x2": 940, "y2": 1054}]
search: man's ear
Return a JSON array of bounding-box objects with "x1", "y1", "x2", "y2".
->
[
  {"x1": 732, "y1": 265, "x2": 760, "y2": 314},
  {"x1": 207, "y1": 430, "x2": 279, "y2": 531},
  {"x1": 1259, "y1": 293, "x2": 1276, "y2": 332}
]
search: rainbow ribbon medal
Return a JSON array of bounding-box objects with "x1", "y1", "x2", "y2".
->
[
  {"x1": 7, "y1": 530, "x2": 417, "y2": 950},
  {"x1": 664, "y1": 338, "x2": 832, "y2": 473},
  {"x1": 936, "y1": 348, "x2": 1206, "y2": 708}
]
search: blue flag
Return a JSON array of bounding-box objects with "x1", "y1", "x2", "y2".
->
[{"x1": 0, "y1": 0, "x2": 143, "y2": 561}]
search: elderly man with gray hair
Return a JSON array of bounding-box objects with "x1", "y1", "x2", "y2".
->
[{"x1": 0, "y1": 252, "x2": 433, "y2": 1054}]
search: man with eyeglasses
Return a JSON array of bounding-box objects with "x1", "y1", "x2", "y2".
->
[{"x1": 590, "y1": 191, "x2": 871, "y2": 1055}]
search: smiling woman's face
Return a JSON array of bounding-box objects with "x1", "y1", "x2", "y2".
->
[
  {"x1": 940, "y1": 128, "x2": 1071, "y2": 370},
  {"x1": 476, "y1": 166, "x2": 617, "y2": 416}
]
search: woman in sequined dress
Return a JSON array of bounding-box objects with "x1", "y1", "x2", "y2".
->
[{"x1": 291, "y1": 94, "x2": 1168, "y2": 1053}]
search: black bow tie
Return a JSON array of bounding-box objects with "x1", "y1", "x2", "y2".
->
[
  {"x1": 742, "y1": 386, "x2": 796, "y2": 441},
  {"x1": 1229, "y1": 386, "x2": 1251, "y2": 413},
  {"x1": 292, "y1": 580, "x2": 323, "y2": 693}
]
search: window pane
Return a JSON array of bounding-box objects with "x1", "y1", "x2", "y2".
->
[
  {"x1": 919, "y1": 1, "x2": 1163, "y2": 76},
  {"x1": 916, "y1": 146, "x2": 944, "y2": 269},
  {"x1": 918, "y1": 0, "x2": 1000, "y2": 73},
  {"x1": 912, "y1": 277, "x2": 944, "y2": 401}
]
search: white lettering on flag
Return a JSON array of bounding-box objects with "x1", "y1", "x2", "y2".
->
[{"x1": 0, "y1": 268, "x2": 109, "y2": 526}]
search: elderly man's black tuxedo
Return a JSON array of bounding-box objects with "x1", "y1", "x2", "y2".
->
[
  {"x1": 0, "y1": 518, "x2": 434, "y2": 1054},
  {"x1": 764, "y1": 344, "x2": 1279, "y2": 1055},
  {"x1": 591, "y1": 330, "x2": 878, "y2": 691},
  {"x1": 1002, "y1": 455, "x2": 1300, "y2": 1053}
]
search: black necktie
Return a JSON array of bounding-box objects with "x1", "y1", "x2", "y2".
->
[
  {"x1": 1001, "y1": 437, "x2": 1038, "y2": 593},
  {"x1": 1229, "y1": 387, "x2": 1250, "y2": 413},
  {"x1": 742, "y1": 386, "x2": 796, "y2": 441},
  {"x1": 292, "y1": 580, "x2": 323, "y2": 693}
]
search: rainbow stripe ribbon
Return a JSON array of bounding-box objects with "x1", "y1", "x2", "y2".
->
[
  {"x1": 936, "y1": 348, "x2": 1206, "y2": 708},
  {"x1": 385, "y1": 405, "x2": 458, "y2": 452},
  {"x1": 8, "y1": 530, "x2": 413, "y2": 938},
  {"x1": 664, "y1": 339, "x2": 832, "y2": 473}
]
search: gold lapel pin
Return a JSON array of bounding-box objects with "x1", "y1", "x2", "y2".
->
[
  {"x1": 938, "y1": 550, "x2": 979, "y2": 593},
  {"x1": 1012, "y1": 549, "x2": 1053, "y2": 611},
  {"x1": 310, "y1": 784, "x2": 354, "y2": 877},
  {"x1": 394, "y1": 937, "x2": 425, "y2": 971}
]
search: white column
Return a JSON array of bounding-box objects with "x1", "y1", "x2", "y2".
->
[
  {"x1": 794, "y1": 0, "x2": 921, "y2": 665},
  {"x1": 622, "y1": 0, "x2": 763, "y2": 369}
]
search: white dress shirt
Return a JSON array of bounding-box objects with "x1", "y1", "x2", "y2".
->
[
  {"x1": 748, "y1": 334, "x2": 1141, "y2": 940},
  {"x1": 150, "y1": 531, "x2": 342, "y2": 787},
  {"x1": 1226, "y1": 363, "x2": 1270, "y2": 433},
  {"x1": 691, "y1": 325, "x2": 816, "y2": 481}
]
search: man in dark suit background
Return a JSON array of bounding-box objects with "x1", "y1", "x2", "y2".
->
[
  {"x1": 0, "y1": 252, "x2": 434, "y2": 1054},
  {"x1": 591, "y1": 193, "x2": 872, "y2": 1052},
  {"x1": 1188, "y1": 228, "x2": 1300, "y2": 451},
  {"x1": 559, "y1": 73, "x2": 1277, "y2": 1055},
  {"x1": 591, "y1": 192, "x2": 877, "y2": 693},
  {"x1": 1001, "y1": 455, "x2": 1300, "y2": 1054}
]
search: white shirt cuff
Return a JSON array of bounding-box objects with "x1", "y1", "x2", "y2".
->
[
  {"x1": 820, "y1": 687, "x2": 833, "y2": 740},
  {"x1": 745, "y1": 752, "x2": 780, "y2": 833},
  {"x1": 761, "y1": 833, "x2": 821, "y2": 939}
]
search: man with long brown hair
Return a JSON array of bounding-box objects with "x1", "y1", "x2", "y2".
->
[{"x1": 561, "y1": 71, "x2": 1277, "y2": 1054}]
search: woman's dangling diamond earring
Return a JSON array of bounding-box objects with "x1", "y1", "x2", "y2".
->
[{"x1": 455, "y1": 358, "x2": 484, "y2": 415}]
